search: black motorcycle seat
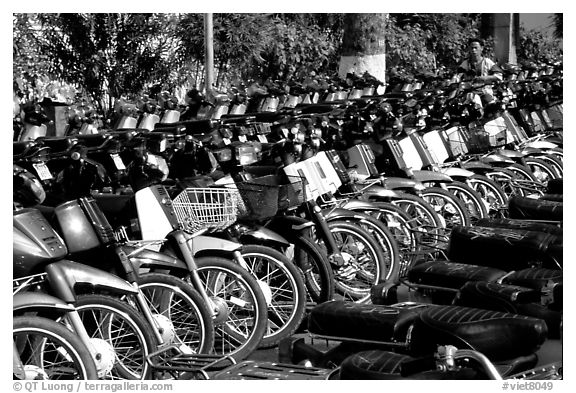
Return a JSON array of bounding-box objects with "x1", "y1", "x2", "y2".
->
[
  {"x1": 75, "y1": 133, "x2": 112, "y2": 149},
  {"x1": 508, "y1": 196, "x2": 563, "y2": 221},
  {"x1": 409, "y1": 305, "x2": 548, "y2": 361},
  {"x1": 13, "y1": 141, "x2": 37, "y2": 159},
  {"x1": 36, "y1": 136, "x2": 77, "y2": 153},
  {"x1": 540, "y1": 194, "x2": 563, "y2": 202},
  {"x1": 502, "y1": 268, "x2": 563, "y2": 290},
  {"x1": 307, "y1": 300, "x2": 433, "y2": 343},
  {"x1": 454, "y1": 281, "x2": 562, "y2": 339},
  {"x1": 338, "y1": 350, "x2": 538, "y2": 380},
  {"x1": 475, "y1": 218, "x2": 563, "y2": 236},
  {"x1": 408, "y1": 261, "x2": 507, "y2": 289},
  {"x1": 447, "y1": 225, "x2": 561, "y2": 271}
]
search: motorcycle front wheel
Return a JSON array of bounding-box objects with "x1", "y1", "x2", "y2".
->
[{"x1": 13, "y1": 316, "x2": 98, "y2": 380}]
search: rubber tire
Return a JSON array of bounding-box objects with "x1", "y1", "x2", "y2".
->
[
  {"x1": 420, "y1": 187, "x2": 472, "y2": 227},
  {"x1": 524, "y1": 157, "x2": 560, "y2": 182},
  {"x1": 327, "y1": 212, "x2": 401, "y2": 283},
  {"x1": 347, "y1": 201, "x2": 420, "y2": 278},
  {"x1": 535, "y1": 154, "x2": 563, "y2": 178},
  {"x1": 195, "y1": 257, "x2": 268, "y2": 362},
  {"x1": 13, "y1": 316, "x2": 99, "y2": 380},
  {"x1": 327, "y1": 220, "x2": 388, "y2": 302},
  {"x1": 486, "y1": 168, "x2": 529, "y2": 198},
  {"x1": 467, "y1": 174, "x2": 509, "y2": 213},
  {"x1": 74, "y1": 294, "x2": 158, "y2": 380},
  {"x1": 240, "y1": 244, "x2": 307, "y2": 348},
  {"x1": 444, "y1": 181, "x2": 489, "y2": 222},
  {"x1": 138, "y1": 272, "x2": 215, "y2": 354},
  {"x1": 387, "y1": 192, "x2": 445, "y2": 230},
  {"x1": 506, "y1": 163, "x2": 539, "y2": 182},
  {"x1": 288, "y1": 233, "x2": 335, "y2": 304}
]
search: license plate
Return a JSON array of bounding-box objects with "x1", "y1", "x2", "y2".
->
[
  {"x1": 238, "y1": 135, "x2": 247, "y2": 143},
  {"x1": 32, "y1": 162, "x2": 53, "y2": 180},
  {"x1": 111, "y1": 153, "x2": 126, "y2": 170},
  {"x1": 257, "y1": 134, "x2": 268, "y2": 143}
]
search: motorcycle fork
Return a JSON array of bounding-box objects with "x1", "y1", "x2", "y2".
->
[
  {"x1": 306, "y1": 201, "x2": 345, "y2": 267},
  {"x1": 172, "y1": 231, "x2": 218, "y2": 318}
]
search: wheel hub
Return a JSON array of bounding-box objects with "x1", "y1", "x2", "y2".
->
[
  {"x1": 153, "y1": 314, "x2": 176, "y2": 345},
  {"x1": 256, "y1": 280, "x2": 273, "y2": 306},
  {"x1": 210, "y1": 296, "x2": 230, "y2": 325},
  {"x1": 90, "y1": 338, "x2": 116, "y2": 378},
  {"x1": 23, "y1": 365, "x2": 49, "y2": 380}
]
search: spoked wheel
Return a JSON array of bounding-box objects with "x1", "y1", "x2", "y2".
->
[
  {"x1": 328, "y1": 212, "x2": 401, "y2": 283},
  {"x1": 466, "y1": 175, "x2": 508, "y2": 218},
  {"x1": 13, "y1": 316, "x2": 98, "y2": 380},
  {"x1": 325, "y1": 221, "x2": 387, "y2": 302},
  {"x1": 420, "y1": 187, "x2": 471, "y2": 228},
  {"x1": 444, "y1": 181, "x2": 488, "y2": 223},
  {"x1": 359, "y1": 202, "x2": 421, "y2": 278},
  {"x1": 524, "y1": 157, "x2": 560, "y2": 183},
  {"x1": 138, "y1": 273, "x2": 214, "y2": 354},
  {"x1": 288, "y1": 233, "x2": 335, "y2": 305},
  {"x1": 73, "y1": 294, "x2": 158, "y2": 380},
  {"x1": 486, "y1": 169, "x2": 527, "y2": 199},
  {"x1": 535, "y1": 154, "x2": 563, "y2": 178},
  {"x1": 240, "y1": 244, "x2": 307, "y2": 348},
  {"x1": 194, "y1": 257, "x2": 268, "y2": 362}
]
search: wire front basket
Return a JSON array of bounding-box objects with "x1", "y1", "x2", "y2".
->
[{"x1": 172, "y1": 188, "x2": 239, "y2": 233}]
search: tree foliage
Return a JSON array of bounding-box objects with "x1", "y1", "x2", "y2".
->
[{"x1": 13, "y1": 12, "x2": 563, "y2": 116}]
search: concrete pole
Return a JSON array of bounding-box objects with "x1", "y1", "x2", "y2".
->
[{"x1": 204, "y1": 13, "x2": 214, "y2": 95}]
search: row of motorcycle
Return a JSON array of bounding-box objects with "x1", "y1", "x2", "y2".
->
[{"x1": 13, "y1": 64, "x2": 562, "y2": 380}]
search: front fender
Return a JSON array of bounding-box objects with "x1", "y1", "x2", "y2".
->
[
  {"x1": 439, "y1": 167, "x2": 475, "y2": 180},
  {"x1": 322, "y1": 207, "x2": 367, "y2": 222},
  {"x1": 525, "y1": 141, "x2": 558, "y2": 150},
  {"x1": 520, "y1": 147, "x2": 546, "y2": 157},
  {"x1": 412, "y1": 169, "x2": 453, "y2": 184},
  {"x1": 481, "y1": 154, "x2": 516, "y2": 166},
  {"x1": 360, "y1": 185, "x2": 404, "y2": 201},
  {"x1": 496, "y1": 149, "x2": 525, "y2": 158},
  {"x1": 237, "y1": 225, "x2": 290, "y2": 247},
  {"x1": 189, "y1": 235, "x2": 242, "y2": 256},
  {"x1": 45, "y1": 260, "x2": 138, "y2": 302},
  {"x1": 121, "y1": 244, "x2": 189, "y2": 274},
  {"x1": 13, "y1": 292, "x2": 75, "y2": 315},
  {"x1": 266, "y1": 216, "x2": 314, "y2": 239}
]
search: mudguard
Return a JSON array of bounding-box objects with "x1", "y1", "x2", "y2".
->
[
  {"x1": 237, "y1": 225, "x2": 291, "y2": 248},
  {"x1": 525, "y1": 141, "x2": 558, "y2": 150},
  {"x1": 322, "y1": 207, "x2": 367, "y2": 222},
  {"x1": 120, "y1": 244, "x2": 189, "y2": 273},
  {"x1": 520, "y1": 147, "x2": 546, "y2": 157},
  {"x1": 13, "y1": 292, "x2": 75, "y2": 314},
  {"x1": 265, "y1": 216, "x2": 314, "y2": 239},
  {"x1": 44, "y1": 260, "x2": 138, "y2": 303},
  {"x1": 496, "y1": 149, "x2": 525, "y2": 158},
  {"x1": 481, "y1": 154, "x2": 516, "y2": 166},
  {"x1": 460, "y1": 161, "x2": 495, "y2": 172},
  {"x1": 439, "y1": 167, "x2": 475, "y2": 179},
  {"x1": 361, "y1": 186, "x2": 404, "y2": 200},
  {"x1": 411, "y1": 170, "x2": 453, "y2": 184},
  {"x1": 341, "y1": 199, "x2": 383, "y2": 211},
  {"x1": 188, "y1": 235, "x2": 242, "y2": 255},
  {"x1": 381, "y1": 177, "x2": 423, "y2": 191}
]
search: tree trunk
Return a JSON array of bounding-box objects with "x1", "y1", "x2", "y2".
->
[{"x1": 338, "y1": 13, "x2": 388, "y2": 83}]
